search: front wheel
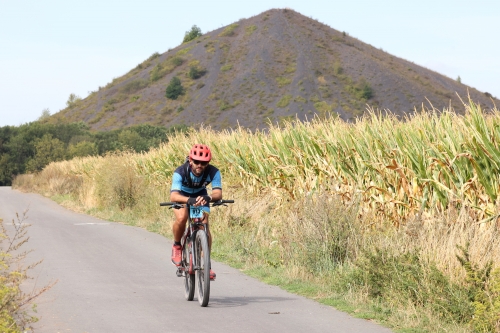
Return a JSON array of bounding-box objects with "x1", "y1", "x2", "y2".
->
[
  {"x1": 183, "y1": 242, "x2": 195, "y2": 301},
  {"x1": 195, "y1": 230, "x2": 210, "y2": 307}
]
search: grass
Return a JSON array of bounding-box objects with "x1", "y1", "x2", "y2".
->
[
  {"x1": 276, "y1": 94, "x2": 292, "y2": 108},
  {"x1": 12, "y1": 100, "x2": 500, "y2": 332},
  {"x1": 276, "y1": 77, "x2": 292, "y2": 87},
  {"x1": 219, "y1": 23, "x2": 239, "y2": 37}
]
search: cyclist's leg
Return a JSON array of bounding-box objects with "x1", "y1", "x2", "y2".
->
[
  {"x1": 171, "y1": 207, "x2": 188, "y2": 266},
  {"x1": 172, "y1": 207, "x2": 188, "y2": 242}
]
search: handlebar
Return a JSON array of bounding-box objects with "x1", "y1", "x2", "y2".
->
[{"x1": 160, "y1": 199, "x2": 234, "y2": 207}]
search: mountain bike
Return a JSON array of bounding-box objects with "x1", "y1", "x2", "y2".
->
[{"x1": 160, "y1": 199, "x2": 234, "y2": 307}]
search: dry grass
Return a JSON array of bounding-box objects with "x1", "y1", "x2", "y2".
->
[{"x1": 12, "y1": 100, "x2": 500, "y2": 331}]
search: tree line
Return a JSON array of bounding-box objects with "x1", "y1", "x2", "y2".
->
[{"x1": 0, "y1": 121, "x2": 187, "y2": 186}]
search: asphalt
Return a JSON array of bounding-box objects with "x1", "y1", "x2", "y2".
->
[{"x1": 0, "y1": 187, "x2": 393, "y2": 333}]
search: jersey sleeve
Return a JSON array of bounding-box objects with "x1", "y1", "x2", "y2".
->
[
  {"x1": 170, "y1": 172, "x2": 183, "y2": 192},
  {"x1": 211, "y1": 170, "x2": 222, "y2": 190}
]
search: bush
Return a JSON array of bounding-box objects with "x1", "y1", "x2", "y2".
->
[
  {"x1": 219, "y1": 24, "x2": 239, "y2": 37},
  {"x1": 183, "y1": 25, "x2": 202, "y2": 43},
  {"x1": 347, "y1": 78, "x2": 373, "y2": 100},
  {"x1": 165, "y1": 77, "x2": 184, "y2": 100},
  {"x1": 188, "y1": 66, "x2": 206, "y2": 79},
  {"x1": 66, "y1": 93, "x2": 81, "y2": 108},
  {"x1": 149, "y1": 64, "x2": 163, "y2": 82},
  {"x1": 358, "y1": 248, "x2": 473, "y2": 323},
  {"x1": 120, "y1": 79, "x2": 148, "y2": 94}
]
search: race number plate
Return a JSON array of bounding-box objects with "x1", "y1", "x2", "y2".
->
[{"x1": 190, "y1": 206, "x2": 204, "y2": 218}]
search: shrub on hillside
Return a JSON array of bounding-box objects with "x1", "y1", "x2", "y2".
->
[
  {"x1": 188, "y1": 66, "x2": 206, "y2": 79},
  {"x1": 183, "y1": 25, "x2": 202, "y2": 43},
  {"x1": 66, "y1": 93, "x2": 81, "y2": 108},
  {"x1": 165, "y1": 77, "x2": 184, "y2": 100},
  {"x1": 120, "y1": 79, "x2": 148, "y2": 94}
]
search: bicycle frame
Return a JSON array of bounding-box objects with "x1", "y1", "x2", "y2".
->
[
  {"x1": 180, "y1": 204, "x2": 207, "y2": 276},
  {"x1": 160, "y1": 199, "x2": 234, "y2": 306}
]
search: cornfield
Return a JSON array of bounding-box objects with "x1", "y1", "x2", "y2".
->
[{"x1": 134, "y1": 100, "x2": 500, "y2": 225}]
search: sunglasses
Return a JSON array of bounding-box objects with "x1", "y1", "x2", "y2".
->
[{"x1": 192, "y1": 159, "x2": 209, "y2": 166}]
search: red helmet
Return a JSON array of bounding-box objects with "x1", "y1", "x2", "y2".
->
[{"x1": 189, "y1": 144, "x2": 212, "y2": 162}]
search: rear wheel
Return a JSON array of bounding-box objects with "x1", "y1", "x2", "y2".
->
[
  {"x1": 195, "y1": 231, "x2": 210, "y2": 307},
  {"x1": 183, "y1": 241, "x2": 195, "y2": 301}
]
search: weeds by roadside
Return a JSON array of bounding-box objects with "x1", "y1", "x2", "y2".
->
[{"x1": 0, "y1": 211, "x2": 55, "y2": 332}]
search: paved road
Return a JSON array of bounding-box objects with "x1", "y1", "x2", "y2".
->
[{"x1": 0, "y1": 187, "x2": 392, "y2": 333}]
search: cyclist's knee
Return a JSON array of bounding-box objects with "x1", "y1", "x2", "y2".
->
[{"x1": 174, "y1": 216, "x2": 187, "y2": 226}]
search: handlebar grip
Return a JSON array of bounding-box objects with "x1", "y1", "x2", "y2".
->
[
  {"x1": 220, "y1": 200, "x2": 234, "y2": 203},
  {"x1": 160, "y1": 202, "x2": 176, "y2": 206}
]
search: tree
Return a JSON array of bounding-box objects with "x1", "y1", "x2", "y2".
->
[
  {"x1": 66, "y1": 93, "x2": 81, "y2": 108},
  {"x1": 38, "y1": 108, "x2": 51, "y2": 121},
  {"x1": 165, "y1": 77, "x2": 184, "y2": 100},
  {"x1": 183, "y1": 25, "x2": 202, "y2": 43},
  {"x1": 457, "y1": 76, "x2": 462, "y2": 83},
  {"x1": 67, "y1": 141, "x2": 98, "y2": 159},
  {"x1": 25, "y1": 134, "x2": 65, "y2": 172}
]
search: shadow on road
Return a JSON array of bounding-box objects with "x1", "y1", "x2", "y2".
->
[{"x1": 206, "y1": 296, "x2": 294, "y2": 308}]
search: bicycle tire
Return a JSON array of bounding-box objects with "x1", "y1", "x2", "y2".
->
[
  {"x1": 183, "y1": 242, "x2": 195, "y2": 301},
  {"x1": 195, "y1": 230, "x2": 210, "y2": 307}
]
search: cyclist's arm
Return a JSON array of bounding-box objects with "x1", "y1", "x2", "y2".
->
[
  {"x1": 210, "y1": 170, "x2": 222, "y2": 202},
  {"x1": 170, "y1": 172, "x2": 191, "y2": 204},
  {"x1": 170, "y1": 190, "x2": 190, "y2": 204},
  {"x1": 211, "y1": 188, "x2": 222, "y2": 202}
]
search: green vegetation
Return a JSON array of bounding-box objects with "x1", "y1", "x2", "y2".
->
[
  {"x1": 0, "y1": 122, "x2": 187, "y2": 186},
  {"x1": 245, "y1": 25, "x2": 257, "y2": 36},
  {"x1": 165, "y1": 76, "x2": 184, "y2": 100},
  {"x1": 149, "y1": 64, "x2": 163, "y2": 82},
  {"x1": 25, "y1": 134, "x2": 65, "y2": 172},
  {"x1": 183, "y1": 25, "x2": 202, "y2": 43},
  {"x1": 188, "y1": 65, "x2": 206, "y2": 79},
  {"x1": 276, "y1": 77, "x2": 292, "y2": 87},
  {"x1": 346, "y1": 78, "x2": 373, "y2": 101},
  {"x1": 220, "y1": 64, "x2": 232, "y2": 72},
  {"x1": 38, "y1": 108, "x2": 51, "y2": 121},
  {"x1": 176, "y1": 46, "x2": 193, "y2": 56},
  {"x1": 66, "y1": 93, "x2": 81, "y2": 108},
  {"x1": 277, "y1": 94, "x2": 292, "y2": 108},
  {"x1": 148, "y1": 57, "x2": 184, "y2": 83},
  {"x1": 121, "y1": 79, "x2": 149, "y2": 94},
  {"x1": 0, "y1": 214, "x2": 53, "y2": 331},
  {"x1": 219, "y1": 23, "x2": 239, "y2": 37}
]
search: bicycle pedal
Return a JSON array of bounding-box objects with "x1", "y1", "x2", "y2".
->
[{"x1": 176, "y1": 268, "x2": 183, "y2": 277}]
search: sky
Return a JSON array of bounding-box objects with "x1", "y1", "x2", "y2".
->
[{"x1": 1, "y1": 0, "x2": 499, "y2": 127}]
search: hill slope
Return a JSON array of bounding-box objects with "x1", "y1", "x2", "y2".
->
[{"x1": 48, "y1": 8, "x2": 497, "y2": 130}]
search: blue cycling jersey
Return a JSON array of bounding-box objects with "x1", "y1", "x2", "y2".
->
[
  {"x1": 170, "y1": 163, "x2": 222, "y2": 195},
  {"x1": 170, "y1": 162, "x2": 221, "y2": 214}
]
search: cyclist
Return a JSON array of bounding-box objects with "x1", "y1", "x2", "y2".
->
[{"x1": 170, "y1": 144, "x2": 222, "y2": 280}]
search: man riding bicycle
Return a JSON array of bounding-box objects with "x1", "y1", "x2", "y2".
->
[{"x1": 170, "y1": 144, "x2": 222, "y2": 280}]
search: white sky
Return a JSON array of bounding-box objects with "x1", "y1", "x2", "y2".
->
[{"x1": 1, "y1": 0, "x2": 499, "y2": 127}]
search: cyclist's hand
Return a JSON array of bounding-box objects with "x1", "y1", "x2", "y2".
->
[
  {"x1": 201, "y1": 195, "x2": 211, "y2": 203},
  {"x1": 186, "y1": 197, "x2": 197, "y2": 205}
]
